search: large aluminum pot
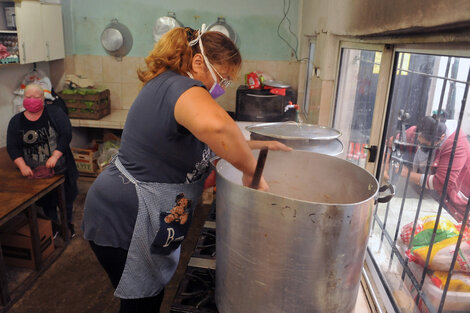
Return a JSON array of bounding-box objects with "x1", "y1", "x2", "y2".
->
[
  {"x1": 250, "y1": 133, "x2": 344, "y2": 156},
  {"x1": 215, "y1": 150, "x2": 384, "y2": 313}
]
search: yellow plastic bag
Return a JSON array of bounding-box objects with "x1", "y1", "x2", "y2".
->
[{"x1": 405, "y1": 215, "x2": 470, "y2": 272}]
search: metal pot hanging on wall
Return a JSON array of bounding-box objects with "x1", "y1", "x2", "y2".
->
[
  {"x1": 101, "y1": 18, "x2": 133, "y2": 59},
  {"x1": 153, "y1": 12, "x2": 184, "y2": 42},
  {"x1": 207, "y1": 17, "x2": 238, "y2": 46}
]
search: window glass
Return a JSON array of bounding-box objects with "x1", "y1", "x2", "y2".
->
[
  {"x1": 333, "y1": 48, "x2": 382, "y2": 168},
  {"x1": 369, "y1": 52, "x2": 470, "y2": 313}
]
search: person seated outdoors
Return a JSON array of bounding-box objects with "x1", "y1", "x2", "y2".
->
[
  {"x1": 385, "y1": 114, "x2": 470, "y2": 223},
  {"x1": 6, "y1": 83, "x2": 79, "y2": 237}
]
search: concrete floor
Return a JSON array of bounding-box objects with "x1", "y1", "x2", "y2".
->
[{"x1": 4, "y1": 178, "x2": 213, "y2": 313}]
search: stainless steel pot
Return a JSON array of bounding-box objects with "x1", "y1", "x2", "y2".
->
[
  {"x1": 247, "y1": 122, "x2": 344, "y2": 156},
  {"x1": 250, "y1": 133, "x2": 344, "y2": 156},
  {"x1": 215, "y1": 150, "x2": 392, "y2": 313}
]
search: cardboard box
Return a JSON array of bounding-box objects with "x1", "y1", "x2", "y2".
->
[
  {"x1": 71, "y1": 147, "x2": 99, "y2": 174},
  {"x1": 0, "y1": 218, "x2": 55, "y2": 269}
]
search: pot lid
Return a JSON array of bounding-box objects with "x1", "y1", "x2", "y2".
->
[
  {"x1": 207, "y1": 17, "x2": 238, "y2": 46},
  {"x1": 291, "y1": 138, "x2": 344, "y2": 155},
  {"x1": 246, "y1": 121, "x2": 342, "y2": 141},
  {"x1": 153, "y1": 12, "x2": 184, "y2": 42},
  {"x1": 264, "y1": 80, "x2": 291, "y2": 88}
]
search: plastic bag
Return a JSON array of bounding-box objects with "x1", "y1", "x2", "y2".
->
[
  {"x1": 400, "y1": 220, "x2": 424, "y2": 245},
  {"x1": 403, "y1": 215, "x2": 470, "y2": 272},
  {"x1": 430, "y1": 271, "x2": 470, "y2": 292},
  {"x1": 14, "y1": 69, "x2": 54, "y2": 100},
  {"x1": 97, "y1": 140, "x2": 120, "y2": 171}
]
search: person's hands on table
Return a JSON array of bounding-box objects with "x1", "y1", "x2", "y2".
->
[
  {"x1": 46, "y1": 150, "x2": 63, "y2": 169},
  {"x1": 46, "y1": 155, "x2": 58, "y2": 169},
  {"x1": 19, "y1": 164, "x2": 33, "y2": 177}
]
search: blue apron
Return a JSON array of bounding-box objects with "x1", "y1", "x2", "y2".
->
[{"x1": 113, "y1": 157, "x2": 207, "y2": 298}]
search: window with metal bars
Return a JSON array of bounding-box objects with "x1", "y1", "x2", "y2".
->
[{"x1": 369, "y1": 52, "x2": 470, "y2": 313}]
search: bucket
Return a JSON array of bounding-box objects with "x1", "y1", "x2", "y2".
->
[{"x1": 214, "y1": 150, "x2": 391, "y2": 313}]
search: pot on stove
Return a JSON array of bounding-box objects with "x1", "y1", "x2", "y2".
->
[
  {"x1": 247, "y1": 121, "x2": 344, "y2": 156},
  {"x1": 214, "y1": 149, "x2": 393, "y2": 313}
]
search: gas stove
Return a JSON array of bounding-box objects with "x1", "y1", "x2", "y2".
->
[
  {"x1": 171, "y1": 202, "x2": 218, "y2": 313},
  {"x1": 170, "y1": 266, "x2": 217, "y2": 313}
]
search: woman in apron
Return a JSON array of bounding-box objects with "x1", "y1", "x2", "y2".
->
[{"x1": 82, "y1": 26, "x2": 289, "y2": 313}]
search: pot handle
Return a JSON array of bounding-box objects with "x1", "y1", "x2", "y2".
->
[{"x1": 376, "y1": 184, "x2": 395, "y2": 204}]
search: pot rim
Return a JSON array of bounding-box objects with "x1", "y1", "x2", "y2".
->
[{"x1": 215, "y1": 150, "x2": 380, "y2": 207}]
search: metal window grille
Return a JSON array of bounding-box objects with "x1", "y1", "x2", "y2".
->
[{"x1": 369, "y1": 53, "x2": 470, "y2": 313}]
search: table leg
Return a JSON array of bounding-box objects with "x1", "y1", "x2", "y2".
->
[
  {"x1": 57, "y1": 183, "x2": 69, "y2": 242},
  {"x1": 0, "y1": 244, "x2": 11, "y2": 305},
  {"x1": 28, "y1": 205, "x2": 42, "y2": 271}
]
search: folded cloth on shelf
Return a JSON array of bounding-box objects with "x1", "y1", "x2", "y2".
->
[{"x1": 65, "y1": 74, "x2": 95, "y2": 88}]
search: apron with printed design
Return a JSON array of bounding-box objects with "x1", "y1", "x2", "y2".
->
[{"x1": 113, "y1": 157, "x2": 208, "y2": 298}]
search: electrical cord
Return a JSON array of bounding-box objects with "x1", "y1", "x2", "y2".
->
[{"x1": 277, "y1": 0, "x2": 308, "y2": 62}]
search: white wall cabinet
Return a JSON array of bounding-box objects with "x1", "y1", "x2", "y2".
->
[
  {"x1": 15, "y1": 1, "x2": 46, "y2": 63},
  {"x1": 0, "y1": 0, "x2": 65, "y2": 64},
  {"x1": 40, "y1": 3, "x2": 65, "y2": 61}
]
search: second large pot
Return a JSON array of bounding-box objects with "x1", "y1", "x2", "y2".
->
[{"x1": 215, "y1": 150, "x2": 380, "y2": 313}]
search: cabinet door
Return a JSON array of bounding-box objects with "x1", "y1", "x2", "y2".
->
[
  {"x1": 41, "y1": 4, "x2": 64, "y2": 61},
  {"x1": 15, "y1": 1, "x2": 46, "y2": 64}
]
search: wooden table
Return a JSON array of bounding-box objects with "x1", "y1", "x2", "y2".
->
[{"x1": 0, "y1": 147, "x2": 68, "y2": 306}]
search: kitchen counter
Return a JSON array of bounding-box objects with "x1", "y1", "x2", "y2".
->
[
  {"x1": 71, "y1": 110, "x2": 259, "y2": 133},
  {"x1": 70, "y1": 109, "x2": 128, "y2": 129}
]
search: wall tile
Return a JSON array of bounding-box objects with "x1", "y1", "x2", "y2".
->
[
  {"x1": 64, "y1": 56, "x2": 75, "y2": 75},
  {"x1": 74, "y1": 55, "x2": 87, "y2": 76},
  {"x1": 102, "y1": 56, "x2": 122, "y2": 84},
  {"x1": 121, "y1": 56, "x2": 144, "y2": 84},
  {"x1": 102, "y1": 82, "x2": 122, "y2": 110},
  {"x1": 85, "y1": 55, "x2": 103, "y2": 85}
]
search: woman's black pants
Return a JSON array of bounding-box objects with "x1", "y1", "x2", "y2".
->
[{"x1": 89, "y1": 241, "x2": 165, "y2": 313}]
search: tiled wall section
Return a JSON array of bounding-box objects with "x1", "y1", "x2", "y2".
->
[{"x1": 64, "y1": 55, "x2": 300, "y2": 113}]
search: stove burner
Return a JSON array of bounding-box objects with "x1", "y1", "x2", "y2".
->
[
  {"x1": 170, "y1": 266, "x2": 218, "y2": 313},
  {"x1": 192, "y1": 228, "x2": 216, "y2": 259}
]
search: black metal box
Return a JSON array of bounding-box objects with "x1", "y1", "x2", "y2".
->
[{"x1": 235, "y1": 85, "x2": 297, "y2": 122}]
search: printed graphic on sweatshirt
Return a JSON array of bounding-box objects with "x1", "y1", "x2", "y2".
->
[
  {"x1": 151, "y1": 193, "x2": 193, "y2": 255},
  {"x1": 22, "y1": 122, "x2": 58, "y2": 169}
]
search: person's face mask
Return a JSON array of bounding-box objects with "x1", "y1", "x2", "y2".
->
[
  {"x1": 186, "y1": 60, "x2": 226, "y2": 99},
  {"x1": 23, "y1": 97, "x2": 44, "y2": 113},
  {"x1": 207, "y1": 77, "x2": 225, "y2": 99},
  {"x1": 198, "y1": 37, "x2": 228, "y2": 99}
]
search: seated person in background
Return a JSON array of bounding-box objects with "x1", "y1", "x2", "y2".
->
[
  {"x1": 6, "y1": 83, "x2": 79, "y2": 237},
  {"x1": 387, "y1": 115, "x2": 470, "y2": 223}
]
